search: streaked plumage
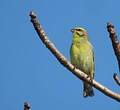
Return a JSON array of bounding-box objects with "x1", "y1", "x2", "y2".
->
[{"x1": 70, "y1": 27, "x2": 95, "y2": 97}]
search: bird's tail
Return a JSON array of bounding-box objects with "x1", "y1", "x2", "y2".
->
[{"x1": 83, "y1": 82, "x2": 94, "y2": 97}]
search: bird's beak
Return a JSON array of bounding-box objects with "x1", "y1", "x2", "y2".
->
[{"x1": 70, "y1": 29, "x2": 76, "y2": 33}]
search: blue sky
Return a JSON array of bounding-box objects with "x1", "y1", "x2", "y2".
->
[{"x1": 1, "y1": 0, "x2": 120, "y2": 109}]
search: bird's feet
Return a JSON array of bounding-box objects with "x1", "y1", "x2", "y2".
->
[
  {"x1": 86, "y1": 75, "x2": 93, "y2": 85},
  {"x1": 89, "y1": 76, "x2": 93, "y2": 85}
]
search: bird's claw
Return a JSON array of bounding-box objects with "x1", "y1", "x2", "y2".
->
[
  {"x1": 90, "y1": 76, "x2": 93, "y2": 85},
  {"x1": 86, "y1": 75, "x2": 93, "y2": 84}
]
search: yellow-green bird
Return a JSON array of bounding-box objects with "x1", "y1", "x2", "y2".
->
[{"x1": 70, "y1": 27, "x2": 95, "y2": 97}]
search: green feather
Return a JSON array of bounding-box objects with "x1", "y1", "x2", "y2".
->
[{"x1": 70, "y1": 27, "x2": 95, "y2": 97}]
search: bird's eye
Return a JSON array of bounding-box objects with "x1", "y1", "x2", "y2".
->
[{"x1": 76, "y1": 29, "x2": 81, "y2": 31}]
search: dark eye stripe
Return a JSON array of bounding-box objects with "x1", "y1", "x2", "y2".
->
[
  {"x1": 76, "y1": 31, "x2": 85, "y2": 37},
  {"x1": 76, "y1": 32, "x2": 81, "y2": 36}
]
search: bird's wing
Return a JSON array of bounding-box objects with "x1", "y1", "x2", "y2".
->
[{"x1": 92, "y1": 48, "x2": 95, "y2": 78}]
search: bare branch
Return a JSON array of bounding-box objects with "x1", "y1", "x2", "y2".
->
[
  {"x1": 107, "y1": 22, "x2": 120, "y2": 71},
  {"x1": 113, "y1": 73, "x2": 120, "y2": 86},
  {"x1": 107, "y1": 22, "x2": 120, "y2": 86},
  {"x1": 24, "y1": 102, "x2": 31, "y2": 110},
  {"x1": 29, "y1": 11, "x2": 120, "y2": 102}
]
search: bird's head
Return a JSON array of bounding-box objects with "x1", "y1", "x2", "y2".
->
[{"x1": 71, "y1": 27, "x2": 89, "y2": 41}]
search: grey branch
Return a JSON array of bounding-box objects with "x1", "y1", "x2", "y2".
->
[{"x1": 29, "y1": 11, "x2": 120, "y2": 102}]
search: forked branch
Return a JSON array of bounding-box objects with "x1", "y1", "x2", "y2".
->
[{"x1": 29, "y1": 11, "x2": 120, "y2": 102}]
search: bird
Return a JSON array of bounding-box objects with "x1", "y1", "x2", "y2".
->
[{"x1": 70, "y1": 27, "x2": 95, "y2": 97}]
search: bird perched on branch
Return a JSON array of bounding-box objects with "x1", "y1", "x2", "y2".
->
[{"x1": 70, "y1": 27, "x2": 95, "y2": 97}]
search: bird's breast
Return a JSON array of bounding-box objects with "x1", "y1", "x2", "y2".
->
[{"x1": 70, "y1": 41, "x2": 93, "y2": 74}]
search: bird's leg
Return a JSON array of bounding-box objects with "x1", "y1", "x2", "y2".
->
[
  {"x1": 86, "y1": 75, "x2": 93, "y2": 85},
  {"x1": 89, "y1": 76, "x2": 93, "y2": 85}
]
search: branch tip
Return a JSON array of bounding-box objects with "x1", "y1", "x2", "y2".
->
[
  {"x1": 107, "y1": 22, "x2": 114, "y2": 28},
  {"x1": 29, "y1": 11, "x2": 36, "y2": 19},
  {"x1": 24, "y1": 102, "x2": 31, "y2": 110}
]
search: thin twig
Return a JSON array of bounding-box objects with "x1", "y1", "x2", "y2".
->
[
  {"x1": 24, "y1": 102, "x2": 31, "y2": 110},
  {"x1": 30, "y1": 11, "x2": 120, "y2": 102},
  {"x1": 113, "y1": 73, "x2": 120, "y2": 86}
]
